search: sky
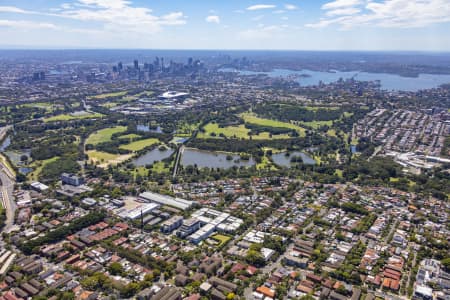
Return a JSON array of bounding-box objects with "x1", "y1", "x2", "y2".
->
[{"x1": 0, "y1": 0, "x2": 449, "y2": 51}]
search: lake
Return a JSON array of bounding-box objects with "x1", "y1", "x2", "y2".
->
[
  {"x1": 220, "y1": 68, "x2": 450, "y2": 92},
  {"x1": 132, "y1": 147, "x2": 174, "y2": 166},
  {"x1": 5, "y1": 150, "x2": 31, "y2": 165},
  {"x1": 0, "y1": 136, "x2": 11, "y2": 151},
  {"x1": 137, "y1": 124, "x2": 163, "y2": 133},
  {"x1": 181, "y1": 148, "x2": 256, "y2": 169},
  {"x1": 272, "y1": 151, "x2": 316, "y2": 167}
]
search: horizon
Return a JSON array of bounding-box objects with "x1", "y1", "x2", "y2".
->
[
  {"x1": 1, "y1": 0, "x2": 450, "y2": 51},
  {"x1": 1, "y1": 48, "x2": 450, "y2": 54}
]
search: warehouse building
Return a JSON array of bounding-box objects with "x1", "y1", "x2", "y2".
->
[{"x1": 139, "y1": 191, "x2": 195, "y2": 210}]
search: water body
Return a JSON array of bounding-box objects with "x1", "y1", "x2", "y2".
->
[
  {"x1": 181, "y1": 148, "x2": 255, "y2": 169},
  {"x1": 137, "y1": 124, "x2": 163, "y2": 133},
  {"x1": 0, "y1": 136, "x2": 11, "y2": 151},
  {"x1": 5, "y1": 150, "x2": 31, "y2": 165},
  {"x1": 272, "y1": 151, "x2": 316, "y2": 167},
  {"x1": 132, "y1": 147, "x2": 174, "y2": 167},
  {"x1": 19, "y1": 167, "x2": 33, "y2": 175},
  {"x1": 220, "y1": 68, "x2": 450, "y2": 92}
]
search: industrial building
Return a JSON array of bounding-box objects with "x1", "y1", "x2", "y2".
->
[
  {"x1": 117, "y1": 203, "x2": 159, "y2": 220},
  {"x1": 138, "y1": 191, "x2": 195, "y2": 210},
  {"x1": 0, "y1": 250, "x2": 16, "y2": 276}
]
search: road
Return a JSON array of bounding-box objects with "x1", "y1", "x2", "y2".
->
[
  {"x1": 0, "y1": 161, "x2": 17, "y2": 233},
  {"x1": 384, "y1": 219, "x2": 399, "y2": 244},
  {"x1": 369, "y1": 145, "x2": 383, "y2": 160},
  {"x1": 405, "y1": 248, "x2": 418, "y2": 296},
  {"x1": 172, "y1": 145, "x2": 185, "y2": 178}
]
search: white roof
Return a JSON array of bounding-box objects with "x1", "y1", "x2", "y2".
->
[{"x1": 139, "y1": 191, "x2": 194, "y2": 210}]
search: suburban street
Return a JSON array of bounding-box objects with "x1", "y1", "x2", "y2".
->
[{"x1": 0, "y1": 160, "x2": 17, "y2": 233}]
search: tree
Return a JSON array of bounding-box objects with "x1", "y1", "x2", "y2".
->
[
  {"x1": 442, "y1": 258, "x2": 450, "y2": 272},
  {"x1": 58, "y1": 292, "x2": 75, "y2": 300},
  {"x1": 245, "y1": 249, "x2": 265, "y2": 267},
  {"x1": 108, "y1": 262, "x2": 124, "y2": 276},
  {"x1": 120, "y1": 282, "x2": 140, "y2": 298}
]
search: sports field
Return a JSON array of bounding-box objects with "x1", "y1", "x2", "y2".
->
[
  {"x1": 86, "y1": 126, "x2": 127, "y2": 145},
  {"x1": 119, "y1": 138, "x2": 159, "y2": 151}
]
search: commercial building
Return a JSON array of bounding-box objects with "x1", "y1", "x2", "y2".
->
[
  {"x1": 177, "y1": 218, "x2": 201, "y2": 238},
  {"x1": 188, "y1": 223, "x2": 215, "y2": 244},
  {"x1": 30, "y1": 182, "x2": 49, "y2": 192},
  {"x1": 160, "y1": 216, "x2": 183, "y2": 233},
  {"x1": 177, "y1": 208, "x2": 243, "y2": 244},
  {"x1": 61, "y1": 173, "x2": 84, "y2": 186}
]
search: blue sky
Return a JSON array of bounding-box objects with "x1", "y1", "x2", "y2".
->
[{"x1": 0, "y1": 0, "x2": 449, "y2": 50}]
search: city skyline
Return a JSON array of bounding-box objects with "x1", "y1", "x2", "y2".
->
[{"x1": 0, "y1": 0, "x2": 450, "y2": 51}]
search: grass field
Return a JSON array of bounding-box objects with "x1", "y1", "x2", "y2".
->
[
  {"x1": 304, "y1": 106, "x2": 339, "y2": 111},
  {"x1": 198, "y1": 123, "x2": 250, "y2": 139},
  {"x1": 152, "y1": 161, "x2": 171, "y2": 173},
  {"x1": 241, "y1": 112, "x2": 306, "y2": 136},
  {"x1": 177, "y1": 122, "x2": 200, "y2": 137},
  {"x1": 44, "y1": 112, "x2": 104, "y2": 122},
  {"x1": 119, "y1": 138, "x2": 159, "y2": 152},
  {"x1": 0, "y1": 153, "x2": 16, "y2": 177},
  {"x1": 327, "y1": 129, "x2": 337, "y2": 137},
  {"x1": 88, "y1": 91, "x2": 128, "y2": 99},
  {"x1": 118, "y1": 133, "x2": 141, "y2": 141},
  {"x1": 198, "y1": 121, "x2": 297, "y2": 140},
  {"x1": 28, "y1": 156, "x2": 59, "y2": 181},
  {"x1": 298, "y1": 120, "x2": 334, "y2": 129},
  {"x1": 87, "y1": 151, "x2": 119, "y2": 163},
  {"x1": 86, "y1": 126, "x2": 127, "y2": 145},
  {"x1": 256, "y1": 155, "x2": 277, "y2": 171},
  {"x1": 87, "y1": 150, "x2": 133, "y2": 168},
  {"x1": 99, "y1": 102, "x2": 119, "y2": 108},
  {"x1": 211, "y1": 234, "x2": 231, "y2": 247},
  {"x1": 21, "y1": 102, "x2": 55, "y2": 112}
]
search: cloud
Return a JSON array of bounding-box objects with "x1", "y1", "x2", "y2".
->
[
  {"x1": 246, "y1": 4, "x2": 276, "y2": 11},
  {"x1": 0, "y1": 19, "x2": 58, "y2": 30},
  {"x1": 251, "y1": 15, "x2": 265, "y2": 21},
  {"x1": 56, "y1": 0, "x2": 186, "y2": 33},
  {"x1": 77, "y1": 0, "x2": 130, "y2": 9},
  {"x1": 284, "y1": 4, "x2": 298, "y2": 10},
  {"x1": 322, "y1": 0, "x2": 361, "y2": 10},
  {"x1": 238, "y1": 25, "x2": 284, "y2": 39},
  {"x1": 205, "y1": 15, "x2": 220, "y2": 24},
  {"x1": 307, "y1": 0, "x2": 450, "y2": 29},
  {"x1": 0, "y1": 1, "x2": 187, "y2": 35},
  {"x1": 326, "y1": 7, "x2": 361, "y2": 16},
  {"x1": 0, "y1": 6, "x2": 40, "y2": 15}
]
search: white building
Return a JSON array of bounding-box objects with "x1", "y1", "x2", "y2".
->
[{"x1": 139, "y1": 192, "x2": 194, "y2": 211}]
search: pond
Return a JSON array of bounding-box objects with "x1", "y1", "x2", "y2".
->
[
  {"x1": 132, "y1": 147, "x2": 174, "y2": 167},
  {"x1": 0, "y1": 136, "x2": 11, "y2": 151},
  {"x1": 137, "y1": 124, "x2": 163, "y2": 133},
  {"x1": 4, "y1": 150, "x2": 31, "y2": 165},
  {"x1": 181, "y1": 148, "x2": 255, "y2": 169},
  {"x1": 271, "y1": 151, "x2": 316, "y2": 167},
  {"x1": 19, "y1": 167, "x2": 33, "y2": 175}
]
